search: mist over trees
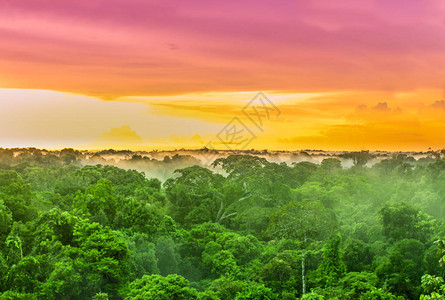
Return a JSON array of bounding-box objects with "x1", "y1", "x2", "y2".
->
[{"x1": 1, "y1": 148, "x2": 445, "y2": 299}]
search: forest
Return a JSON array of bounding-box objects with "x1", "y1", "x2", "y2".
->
[{"x1": 1, "y1": 148, "x2": 445, "y2": 299}]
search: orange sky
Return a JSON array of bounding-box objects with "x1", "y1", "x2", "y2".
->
[{"x1": 0, "y1": 0, "x2": 445, "y2": 151}]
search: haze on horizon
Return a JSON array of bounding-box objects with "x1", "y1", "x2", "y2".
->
[{"x1": 1, "y1": 0, "x2": 445, "y2": 151}]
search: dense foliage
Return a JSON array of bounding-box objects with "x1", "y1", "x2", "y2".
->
[{"x1": 1, "y1": 148, "x2": 445, "y2": 299}]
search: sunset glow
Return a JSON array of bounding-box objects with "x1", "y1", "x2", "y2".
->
[{"x1": 1, "y1": 0, "x2": 445, "y2": 150}]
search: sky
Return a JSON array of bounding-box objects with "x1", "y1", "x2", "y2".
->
[{"x1": 0, "y1": 0, "x2": 444, "y2": 151}]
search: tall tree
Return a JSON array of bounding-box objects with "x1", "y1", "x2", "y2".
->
[{"x1": 267, "y1": 200, "x2": 337, "y2": 295}]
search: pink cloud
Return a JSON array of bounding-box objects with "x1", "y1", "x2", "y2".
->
[{"x1": 0, "y1": 0, "x2": 444, "y2": 96}]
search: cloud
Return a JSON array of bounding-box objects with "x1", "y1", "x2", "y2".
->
[
  {"x1": 430, "y1": 100, "x2": 445, "y2": 109},
  {"x1": 276, "y1": 98, "x2": 445, "y2": 151},
  {"x1": 99, "y1": 125, "x2": 142, "y2": 144},
  {"x1": 373, "y1": 102, "x2": 390, "y2": 112},
  {"x1": 169, "y1": 134, "x2": 205, "y2": 146},
  {"x1": 348, "y1": 102, "x2": 403, "y2": 123},
  {"x1": 191, "y1": 134, "x2": 205, "y2": 145},
  {"x1": 356, "y1": 102, "x2": 401, "y2": 112},
  {"x1": 2, "y1": 87, "x2": 445, "y2": 151},
  {"x1": 0, "y1": 1, "x2": 444, "y2": 97}
]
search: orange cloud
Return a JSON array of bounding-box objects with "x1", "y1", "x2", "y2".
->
[
  {"x1": 99, "y1": 125, "x2": 142, "y2": 144},
  {"x1": 276, "y1": 98, "x2": 445, "y2": 151},
  {"x1": 1, "y1": 88, "x2": 445, "y2": 151}
]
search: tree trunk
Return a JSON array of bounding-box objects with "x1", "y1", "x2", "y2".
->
[
  {"x1": 216, "y1": 199, "x2": 225, "y2": 223},
  {"x1": 302, "y1": 235, "x2": 308, "y2": 296},
  {"x1": 302, "y1": 248, "x2": 306, "y2": 296}
]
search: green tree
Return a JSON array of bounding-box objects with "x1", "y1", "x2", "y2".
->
[
  {"x1": 376, "y1": 239, "x2": 425, "y2": 298},
  {"x1": 420, "y1": 274, "x2": 445, "y2": 299},
  {"x1": 71, "y1": 219, "x2": 131, "y2": 298},
  {"x1": 316, "y1": 234, "x2": 346, "y2": 287},
  {"x1": 155, "y1": 237, "x2": 180, "y2": 276},
  {"x1": 126, "y1": 274, "x2": 199, "y2": 300},
  {"x1": 379, "y1": 203, "x2": 433, "y2": 243},
  {"x1": 0, "y1": 170, "x2": 36, "y2": 222},
  {"x1": 267, "y1": 201, "x2": 336, "y2": 295},
  {"x1": 342, "y1": 238, "x2": 373, "y2": 272}
]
